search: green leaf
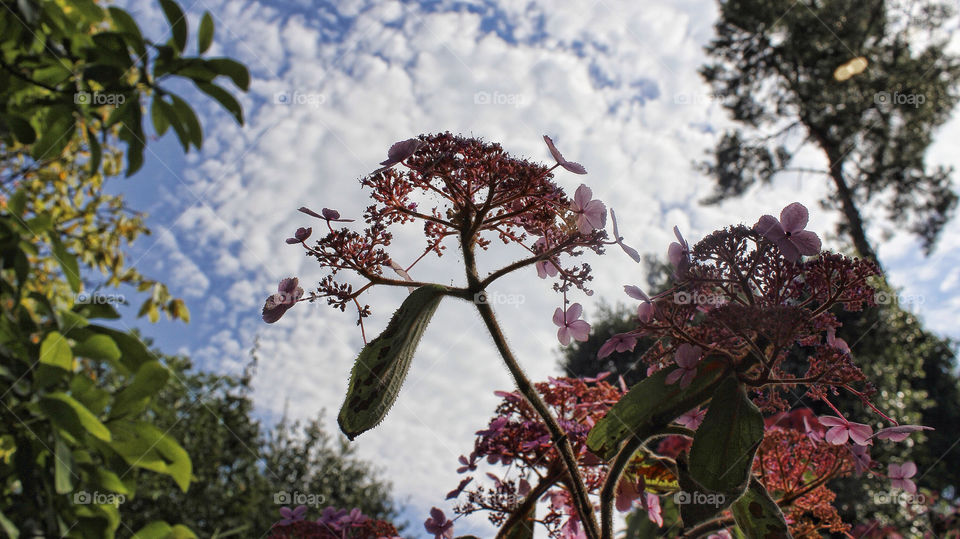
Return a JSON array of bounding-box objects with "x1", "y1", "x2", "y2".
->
[
  {"x1": 731, "y1": 479, "x2": 792, "y2": 539},
  {"x1": 94, "y1": 469, "x2": 130, "y2": 495},
  {"x1": 338, "y1": 284, "x2": 447, "y2": 440},
  {"x1": 73, "y1": 334, "x2": 121, "y2": 363},
  {"x1": 86, "y1": 126, "x2": 101, "y2": 175},
  {"x1": 107, "y1": 6, "x2": 146, "y2": 56},
  {"x1": 54, "y1": 435, "x2": 75, "y2": 494},
  {"x1": 151, "y1": 98, "x2": 169, "y2": 136},
  {"x1": 158, "y1": 0, "x2": 187, "y2": 53},
  {"x1": 110, "y1": 361, "x2": 170, "y2": 419},
  {"x1": 6, "y1": 116, "x2": 35, "y2": 144},
  {"x1": 676, "y1": 454, "x2": 734, "y2": 527},
  {"x1": 586, "y1": 357, "x2": 728, "y2": 460},
  {"x1": 40, "y1": 331, "x2": 73, "y2": 370},
  {"x1": 206, "y1": 58, "x2": 250, "y2": 91},
  {"x1": 170, "y1": 525, "x2": 198, "y2": 539},
  {"x1": 31, "y1": 111, "x2": 75, "y2": 161},
  {"x1": 0, "y1": 509, "x2": 18, "y2": 539},
  {"x1": 74, "y1": 301, "x2": 121, "y2": 320},
  {"x1": 688, "y1": 376, "x2": 764, "y2": 494},
  {"x1": 168, "y1": 94, "x2": 202, "y2": 150},
  {"x1": 195, "y1": 82, "x2": 243, "y2": 124},
  {"x1": 40, "y1": 392, "x2": 112, "y2": 442},
  {"x1": 154, "y1": 97, "x2": 188, "y2": 152},
  {"x1": 47, "y1": 232, "x2": 81, "y2": 293},
  {"x1": 109, "y1": 421, "x2": 192, "y2": 491},
  {"x1": 87, "y1": 325, "x2": 153, "y2": 373},
  {"x1": 198, "y1": 12, "x2": 214, "y2": 53},
  {"x1": 131, "y1": 521, "x2": 172, "y2": 539}
]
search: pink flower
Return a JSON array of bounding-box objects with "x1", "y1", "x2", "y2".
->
[
  {"x1": 849, "y1": 444, "x2": 872, "y2": 476},
  {"x1": 610, "y1": 209, "x2": 641, "y2": 262},
  {"x1": 803, "y1": 416, "x2": 824, "y2": 443},
  {"x1": 874, "y1": 425, "x2": 934, "y2": 442},
  {"x1": 543, "y1": 135, "x2": 587, "y2": 174},
  {"x1": 278, "y1": 505, "x2": 307, "y2": 526},
  {"x1": 570, "y1": 184, "x2": 606, "y2": 234},
  {"x1": 598, "y1": 332, "x2": 638, "y2": 359},
  {"x1": 755, "y1": 202, "x2": 822, "y2": 262},
  {"x1": 298, "y1": 206, "x2": 354, "y2": 222},
  {"x1": 378, "y1": 138, "x2": 424, "y2": 170},
  {"x1": 819, "y1": 415, "x2": 873, "y2": 445},
  {"x1": 424, "y1": 507, "x2": 454, "y2": 539},
  {"x1": 286, "y1": 227, "x2": 312, "y2": 244},
  {"x1": 534, "y1": 237, "x2": 559, "y2": 278},
  {"x1": 668, "y1": 226, "x2": 690, "y2": 276},
  {"x1": 676, "y1": 407, "x2": 707, "y2": 430},
  {"x1": 640, "y1": 492, "x2": 663, "y2": 527},
  {"x1": 615, "y1": 477, "x2": 641, "y2": 512},
  {"x1": 446, "y1": 477, "x2": 472, "y2": 500},
  {"x1": 707, "y1": 531, "x2": 732, "y2": 539},
  {"x1": 553, "y1": 303, "x2": 591, "y2": 346},
  {"x1": 666, "y1": 344, "x2": 702, "y2": 388},
  {"x1": 262, "y1": 277, "x2": 304, "y2": 323},
  {"x1": 624, "y1": 285, "x2": 655, "y2": 323},
  {"x1": 826, "y1": 327, "x2": 850, "y2": 355},
  {"x1": 888, "y1": 462, "x2": 918, "y2": 493}
]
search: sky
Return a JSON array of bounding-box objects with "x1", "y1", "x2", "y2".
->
[{"x1": 105, "y1": 0, "x2": 960, "y2": 535}]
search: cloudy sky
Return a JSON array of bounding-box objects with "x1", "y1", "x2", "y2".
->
[{"x1": 107, "y1": 0, "x2": 960, "y2": 535}]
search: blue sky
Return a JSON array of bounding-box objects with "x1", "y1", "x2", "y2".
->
[{"x1": 104, "y1": 0, "x2": 960, "y2": 535}]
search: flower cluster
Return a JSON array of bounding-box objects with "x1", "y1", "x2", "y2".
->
[
  {"x1": 268, "y1": 506, "x2": 399, "y2": 539},
  {"x1": 447, "y1": 375, "x2": 671, "y2": 537},
  {"x1": 263, "y1": 133, "x2": 639, "y2": 345}
]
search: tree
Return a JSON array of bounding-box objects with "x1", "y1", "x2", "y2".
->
[
  {"x1": 121, "y1": 352, "x2": 400, "y2": 537},
  {"x1": 699, "y1": 0, "x2": 960, "y2": 262}
]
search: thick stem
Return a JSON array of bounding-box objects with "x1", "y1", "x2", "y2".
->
[
  {"x1": 475, "y1": 300, "x2": 600, "y2": 539},
  {"x1": 599, "y1": 435, "x2": 644, "y2": 538},
  {"x1": 460, "y1": 222, "x2": 599, "y2": 539}
]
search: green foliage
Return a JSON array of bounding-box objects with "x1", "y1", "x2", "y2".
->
[
  {"x1": 120, "y1": 354, "x2": 401, "y2": 537},
  {"x1": 0, "y1": 214, "x2": 193, "y2": 537},
  {"x1": 338, "y1": 284, "x2": 446, "y2": 440},
  {"x1": 730, "y1": 479, "x2": 791, "y2": 538},
  {"x1": 700, "y1": 0, "x2": 960, "y2": 255},
  {"x1": 586, "y1": 357, "x2": 728, "y2": 460}
]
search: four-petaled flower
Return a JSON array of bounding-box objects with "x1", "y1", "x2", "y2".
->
[
  {"x1": 378, "y1": 138, "x2": 424, "y2": 171},
  {"x1": 534, "y1": 237, "x2": 559, "y2": 278},
  {"x1": 668, "y1": 226, "x2": 690, "y2": 276},
  {"x1": 611, "y1": 209, "x2": 641, "y2": 262},
  {"x1": 424, "y1": 507, "x2": 454, "y2": 539},
  {"x1": 446, "y1": 477, "x2": 473, "y2": 500},
  {"x1": 888, "y1": 462, "x2": 918, "y2": 493},
  {"x1": 819, "y1": 415, "x2": 873, "y2": 445},
  {"x1": 570, "y1": 184, "x2": 606, "y2": 234},
  {"x1": 666, "y1": 343, "x2": 702, "y2": 388},
  {"x1": 286, "y1": 227, "x2": 312, "y2": 244},
  {"x1": 624, "y1": 285, "x2": 655, "y2": 323},
  {"x1": 675, "y1": 407, "x2": 707, "y2": 430},
  {"x1": 598, "y1": 332, "x2": 638, "y2": 359},
  {"x1": 298, "y1": 206, "x2": 355, "y2": 222},
  {"x1": 874, "y1": 425, "x2": 933, "y2": 442},
  {"x1": 755, "y1": 202, "x2": 822, "y2": 262},
  {"x1": 543, "y1": 135, "x2": 587, "y2": 174},
  {"x1": 553, "y1": 303, "x2": 591, "y2": 346},
  {"x1": 262, "y1": 278, "x2": 304, "y2": 323},
  {"x1": 277, "y1": 505, "x2": 307, "y2": 526}
]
